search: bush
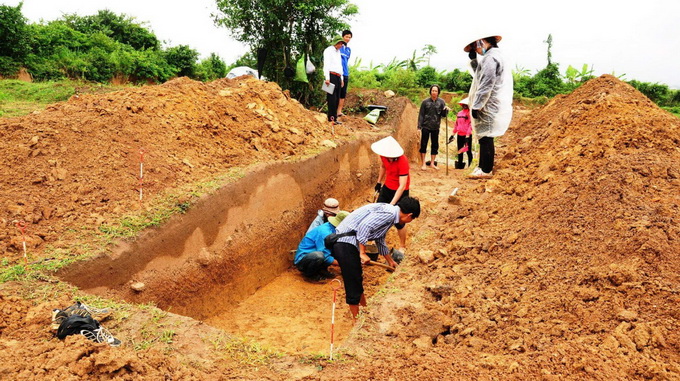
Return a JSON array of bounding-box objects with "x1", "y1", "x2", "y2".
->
[
  {"x1": 415, "y1": 66, "x2": 439, "y2": 88},
  {"x1": 0, "y1": 3, "x2": 30, "y2": 68},
  {"x1": 350, "y1": 69, "x2": 380, "y2": 89},
  {"x1": 195, "y1": 53, "x2": 227, "y2": 82},
  {"x1": 440, "y1": 69, "x2": 472, "y2": 92}
]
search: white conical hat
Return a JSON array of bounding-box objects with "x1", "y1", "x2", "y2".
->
[
  {"x1": 371, "y1": 136, "x2": 404, "y2": 158},
  {"x1": 458, "y1": 97, "x2": 469, "y2": 105},
  {"x1": 463, "y1": 34, "x2": 503, "y2": 52}
]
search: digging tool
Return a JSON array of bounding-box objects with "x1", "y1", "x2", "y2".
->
[
  {"x1": 448, "y1": 187, "x2": 461, "y2": 205},
  {"x1": 329, "y1": 279, "x2": 342, "y2": 360},
  {"x1": 367, "y1": 260, "x2": 395, "y2": 272},
  {"x1": 372, "y1": 190, "x2": 379, "y2": 203}
]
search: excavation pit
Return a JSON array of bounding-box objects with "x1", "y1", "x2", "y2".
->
[{"x1": 57, "y1": 122, "x2": 420, "y2": 353}]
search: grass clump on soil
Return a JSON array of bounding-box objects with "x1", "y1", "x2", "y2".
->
[
  {"x1": 207, "y1": 332, "x2": 282, "y2": 365},
  {"x1": 0, "y1": 79, "x2": 122, "y2": 118}
]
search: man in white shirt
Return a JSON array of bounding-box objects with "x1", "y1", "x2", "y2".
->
[{"x1": 323, "y1": 36, "x2": 346, "y2": 125}]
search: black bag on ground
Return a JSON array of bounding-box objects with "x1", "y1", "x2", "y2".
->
[
  {"x1": 56, "y1": 314, "x2": 100, "y2": 340},
  {"x1": 324, "y1": 231, "x2": 356, "y2": 250}
]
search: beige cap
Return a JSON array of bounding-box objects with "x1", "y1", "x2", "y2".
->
[{"x1": 322, "y1": 198, "x2": 340, "y2": 215}]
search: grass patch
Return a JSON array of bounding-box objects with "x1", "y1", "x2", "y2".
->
[
  {"x1": 207, "y1": 332, "x2": 282, "y2": 365},
  {"x1": 0, "y1": 79, "x2": 124, "y2": 118}
]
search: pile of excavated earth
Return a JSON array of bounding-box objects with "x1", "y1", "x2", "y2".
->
[{"x1": 1, "y1": 74, "x2": 679, "y2": 380}]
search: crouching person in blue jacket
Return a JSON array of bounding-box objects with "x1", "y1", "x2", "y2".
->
[{"x1": 294, "y1": 211, "x2": 349, "y2": 282}]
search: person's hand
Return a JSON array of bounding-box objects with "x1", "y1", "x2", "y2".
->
[
  {"x1": 341, "y1": 80, "x2": 344, "y2": 88},
  {"x1": 374, "y1": 182, "x2": 382, "y2": 192},
  {"x1": 471, "y1": 109, "x2": 480, "y2": 119},
  {"x1": 417, "y1": 125, "x2": 422, "y2": 130},
  {"x1": 325, "y1": 79, "x2": 330, "y2": 85},
  {"x1": 386, "y1": 257, "x2": 398, "y2": 268},
  {"x1": 360, "y1": 252, "x2": 371, "y2": 265}
]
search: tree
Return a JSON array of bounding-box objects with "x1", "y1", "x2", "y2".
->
[
  {"x1": 213, "y1": 0, "x2": 358, "y2": 105},
  {"x1": 543, "y1": 34, "x2": 553, "y2": 66},
  {"x1": 62, "y1": 10, "x2": 159, "y2": 51},
  {"x1": 195, "y1": 53, "x2": 228, "y2": 81},
  {"x1": 164, "y1": 45, "x2": 199, "y2": 77},
  {"x1": 0, "y1": 3, "x2": 31, "y2": 75},
  {"x1": 405, "y1": 49, "x2": 426, "y2": 71},
  {"x1": 421, "y1": 44, "x2": 437, "y2": 66},
  {"x1": 415, "y1": 66, "x2": 438, "y2": 88}
]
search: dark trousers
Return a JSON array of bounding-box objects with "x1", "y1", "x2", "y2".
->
[
  {"x1": 377, "y1": 187, "x2": 409, "y2": 204},
  {"x1": 326, "y1": 74, "x2": 342, "y2": 122},
  {"x1": 295, "y1": 251, "x2": 328, "y2": 278},
  {"x1": 332, "y1": 242, "x2": 363, "y2": 305},
  {"x1": 457, "y1": 135, "x2": 473, "y2": 165},
  {"x1": 479, "y1": 136, "x2": 495, "y2": 173},
  {"x1": 419, "y1": 129, "x2": 440, "y2": 155}
]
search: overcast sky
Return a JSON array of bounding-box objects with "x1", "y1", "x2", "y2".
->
[{"x1": 7, "y1": 0, "x2": 680, "y2": 88}]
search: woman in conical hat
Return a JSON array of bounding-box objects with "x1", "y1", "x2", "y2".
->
[
  {"x1": 463, "y1": 34, "x2": 513, "y2": 179},
  {"x1": 370, "y1": 136, "x2": 410, "y2": 252}
]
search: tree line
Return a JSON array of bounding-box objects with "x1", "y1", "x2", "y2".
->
[
  {"x1": 2, "y1": 2, "x2": 678, "y2": 114},
  {"x1": 0, "y1": 4, "x2": 227, "y2": 83}
]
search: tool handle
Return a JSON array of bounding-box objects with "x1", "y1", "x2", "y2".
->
[{"x1": 367, "y1": 260, "x2": 395, "y2": 272}]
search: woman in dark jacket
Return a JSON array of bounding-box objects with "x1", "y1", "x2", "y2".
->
[{"x1": 417, "y1": 84, "x2": 449, "y2": 170}]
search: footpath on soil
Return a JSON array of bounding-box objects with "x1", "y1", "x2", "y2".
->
[{"x1": 1, "y1": 74, "x2": 679, "y2": 380}]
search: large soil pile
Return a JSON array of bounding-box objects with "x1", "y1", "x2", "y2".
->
[
  {"x1": 2, "y1": 74, "x2": 679, "y2": 380},
  {"x1": 320, "y1": 75, "x2": 680, "y2": 380},
  {"x1": 0, "y1": 76, "x2": 380, "y2": 259}
]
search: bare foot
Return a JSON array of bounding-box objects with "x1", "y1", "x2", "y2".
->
[
  {"x1": 429, "y1": 164, "x2": 439, "y2": 170},
  {"x1": 421, "y1": 164, "x2": 428, "y2": 170}
]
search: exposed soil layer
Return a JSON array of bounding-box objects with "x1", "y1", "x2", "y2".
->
[
  {"x1": 319, "y1": 75, "x2": 680, "y2": 380},
  {"x1": 1, "y1": 74, "x2": 680, "y2": 380}
]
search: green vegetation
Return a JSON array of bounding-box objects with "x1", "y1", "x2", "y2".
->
[
  {"x1": 0, "y1": 4, "x2": 228, "y2": 83},
  {"x1": 207, "y1": 332, "x2": 282, "y2": 365},
  {"x1": 0, "y1": 79, "x2": 123, "y2": 117},
  {"x1": 214, "y1": 0, "x2": 357, "y2": 107}
]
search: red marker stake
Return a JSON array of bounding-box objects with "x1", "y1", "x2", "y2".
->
[
  {"x1": 15, "y1": 220, "x2": 27, "y2": 265},
  {"x1": 329, "y1": 279, "x2": 342, "y2": 360},
  {"x1": 138, "y1": 148, "x2": 146, "y2": 209}
]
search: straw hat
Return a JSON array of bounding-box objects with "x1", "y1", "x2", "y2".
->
[
  {"x1": 370, "y1": 136, "x2": 404, "y2": 158},
  {"x1": 458, "y1": 97, "x2": 469, "y2": 105},
  {"x1": 463, "y1": 35, "x2": 503, "y2": 52}
]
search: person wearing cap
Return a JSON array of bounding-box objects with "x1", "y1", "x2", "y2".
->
[
  {"x1": 463, "y1": 34, "x2": 513, "y2": 179},
  {"x1": 448, "y1": 98, "x2": 473, "y2": 169},
  {"x1": 332, "y1": 196, "x2": 421, "y2": 322},
  {"x1": 306, "y1": 198, "x2": 341, "y2": 234},
  {"x1": 337, "y1": 30, "x2": 352, "y2": 119},
  {"x1": 371, "y1": 136, "x2": 410, "y2": 252},
  {"x1": 418, "y1": 84, "x2": 449, "y2": 170},
  {"x1": 295, "y1": 211, "x2": 350, "y2": 282},
  {"x1": 323, "y1": 36, "x2": 346, "y2": 125}
]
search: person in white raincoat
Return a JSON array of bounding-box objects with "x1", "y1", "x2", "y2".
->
[{"x1": 464, "y1": 34, "x2": 513, "y2": 179}]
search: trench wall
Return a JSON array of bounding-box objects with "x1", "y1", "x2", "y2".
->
[{"x1": 58, "y1": 102, "x2": 419, "y2": 320}]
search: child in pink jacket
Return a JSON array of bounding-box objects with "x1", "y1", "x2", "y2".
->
[{"x1": 450, "y1": 98, "x2": 473, "y2": 168}]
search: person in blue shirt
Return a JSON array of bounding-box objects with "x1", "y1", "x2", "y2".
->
[
  {"x1": 295, "y1": 211, "x2": 349, "y2": 281},
  {"x1": 337, "y1": 30, "x2": 352, "y2": 119},
  {"x1": 306, "y1": 197, "x2": 340, "y2": 234}
]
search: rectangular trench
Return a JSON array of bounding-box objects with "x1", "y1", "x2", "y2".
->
[{"x1": 57, "y1": 104, "x2": 420, "y2": 329}]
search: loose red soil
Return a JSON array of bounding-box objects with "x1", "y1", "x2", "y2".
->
[{"x1": 1, "y1": 74, "x2": 680, "y2": 380}]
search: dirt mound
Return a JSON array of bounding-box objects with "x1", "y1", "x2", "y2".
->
[
  {"x1": 320, "y1": 75, "x2": 680, "y2": 379},
  {"x1": 0, "y1": 76, "x2": 379, "y2": 258}
]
